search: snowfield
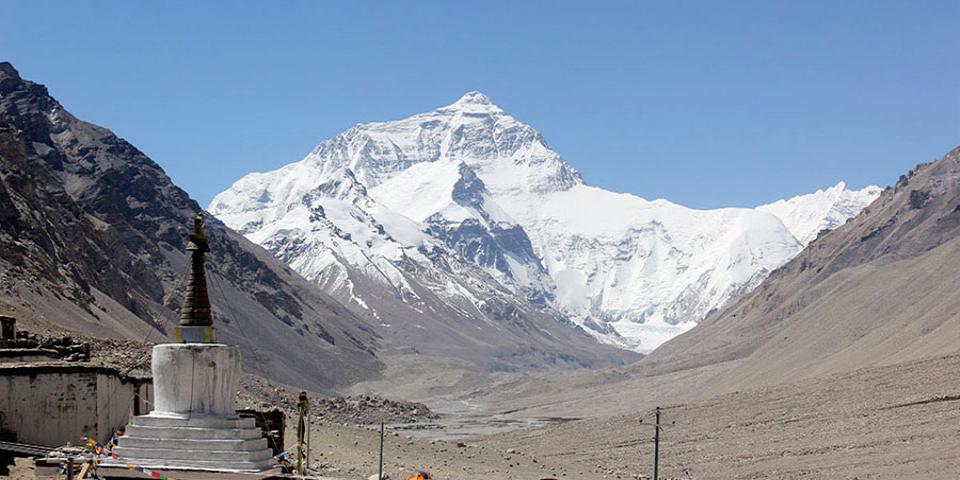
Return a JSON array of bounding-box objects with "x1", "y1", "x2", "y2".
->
[{"x1": 209, "y1": 91, "x2": 880, "y2": 352}]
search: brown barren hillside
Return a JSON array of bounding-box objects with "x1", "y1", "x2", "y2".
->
[
  {"x1": 0, "y1": 62, "x2": 383, "y2": 391},
  {"x1": 644, "y1": 145, "x2": 960, "y2": 394}
]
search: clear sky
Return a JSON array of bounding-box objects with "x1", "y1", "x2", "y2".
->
[{"x1": 3, "y1": 1, "x2": 957, "y2": 208}]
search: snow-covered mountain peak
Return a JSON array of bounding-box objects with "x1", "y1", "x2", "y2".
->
[
  {"x1": 281, "y1": 91, "x2": 583, "y2": 199},
  {"x1": 435, "y1": 90, "x2": 505, "y2": 116},
  {"x1": 447, "y1": 90, "x2": 497, "y2": 107},
  {"x1": 211, "y1": 94, "x2": 880, "y2": 354},
  {"x1": 757, "y1": 182, "x2": 881, "y2": 246}
]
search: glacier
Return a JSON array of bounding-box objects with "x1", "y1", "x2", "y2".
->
[{"x1": 209, "y1": 91, "x2": 880, "y2": 353}]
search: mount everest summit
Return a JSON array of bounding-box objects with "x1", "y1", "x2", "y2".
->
[{"x1": 209, "y1": 91, "x2": 880, "y2": 353}]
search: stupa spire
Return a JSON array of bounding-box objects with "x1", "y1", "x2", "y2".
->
[{"x1": 175, "y1": 215, "x2": 215, "y2": 343}]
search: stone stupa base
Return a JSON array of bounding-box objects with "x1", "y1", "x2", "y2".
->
[
  {"x1": 106, "y1": 413, "x2": 275, "y2": 472},
  {"x1": 96, "y1": 465, "x2": 283, "y2": 480},
  {"x1": 101, "y1": 343, "x2": 278, "y2": 475}
]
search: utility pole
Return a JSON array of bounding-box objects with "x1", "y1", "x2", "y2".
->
[
  {"x1": 378, "y1": 421, "x2": 385, "y2": 480},
  {"x1": 640, "y1": 406, "x2": 672, "y2": 480},
  {"x1": 653, "y1": 406, "x2": 660, "y2": 480}
]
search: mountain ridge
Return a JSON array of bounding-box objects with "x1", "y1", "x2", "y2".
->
[{"x1": 211, "y1": 91, "x2": 880, "y2": 351}]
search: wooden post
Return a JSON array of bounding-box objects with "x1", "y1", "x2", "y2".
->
[
  {"x1": 306, "y1": 414, "x2": 311, "y2": 472},
  {"x1": 378, "y1": 422, "x2": 385, "y2": 480},
  {"x1": 297, "y1": 392, "x2": 309, "y2": 478},
  {"x1": 133, "y1": 383, "x2": 141, "y2": 416}
]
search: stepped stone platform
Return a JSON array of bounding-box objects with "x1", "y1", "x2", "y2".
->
[{"x1": 109, "y1": 413, "x2": 275, "y2": 471}]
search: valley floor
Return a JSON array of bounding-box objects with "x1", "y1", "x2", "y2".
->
[
  {"x1": 10, "y1": 354, "x2": 959, "y2": 479},
  {"x1": 325, "y1": 353, "x2": 960, "y2": 479},
  {"x1": 487, "y1": 353, "x2": 960, "y2": 479}
]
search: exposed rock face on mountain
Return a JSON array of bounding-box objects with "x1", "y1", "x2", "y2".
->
[
  {"x1": 0, "y1": 62, "x2": 382, "y2": 391},
  {"x1": 211, "y1": 91, "x2": 878, "y2": 352},
  {"x1": 211, "y1": 149, "x2": 635, "y2": 370},
  {"x1": 645, "y1": 145, "x2": 960, "y2": 393}
]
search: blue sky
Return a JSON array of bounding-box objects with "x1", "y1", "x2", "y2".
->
[{"x1": 3, "y1": 1, "x2": 957, "y2": 208}]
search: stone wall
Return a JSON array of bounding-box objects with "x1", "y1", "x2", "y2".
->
[
  {"x1": 0, "y1": 364, "x2": 151, "y2": 447},
  {"x1": 0, "y1": 349, "x2": 60, "y2": 363}
]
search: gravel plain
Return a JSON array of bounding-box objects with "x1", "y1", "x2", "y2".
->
[{"x1": 293, "y1": 353, "x2": 960, "y2": 479}]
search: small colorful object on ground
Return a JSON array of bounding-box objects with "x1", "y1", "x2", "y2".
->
[
  {"x1": 80, "y1": 434, "x2": 175, "y2": 480},
  {"x1": 77, "y1": 434, "x2": 290, "y2": 479}
]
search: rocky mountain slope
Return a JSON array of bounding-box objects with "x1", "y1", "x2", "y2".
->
[
  {"x1": 644, "y1": 145, "x2": 960, "y2": 393},
  {"x1": 0, "y1": 62, "x2": 382, "y2": 391},
  {"x1": 211, "y1": 91, "x2": 878, "y2": 352}
]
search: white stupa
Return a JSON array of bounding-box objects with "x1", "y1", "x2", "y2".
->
[{"x1": 105, "y1": 216, "x2": 275, "y2": 474}]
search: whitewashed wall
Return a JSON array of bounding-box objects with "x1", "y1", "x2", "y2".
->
[{"x1": 0, "y1": 365, "x2": 152, "y2": 446}]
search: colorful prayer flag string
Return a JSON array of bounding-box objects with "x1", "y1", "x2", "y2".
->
[
  {"x1": 78, "y1": 434, "x2": 289, "y2": 478},
  {"x1": 80, "y1": 434, "x2": 177, "y2": 480}
]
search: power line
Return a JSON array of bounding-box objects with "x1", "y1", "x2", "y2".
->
[{"x1": 0, "y1": 440, "x2": 55, "y2": 456}]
